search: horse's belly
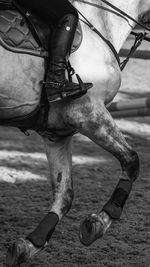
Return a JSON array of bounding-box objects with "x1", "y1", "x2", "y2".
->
[{"x1": 0, "y1": 48, "x2": 44, "y2": 118}]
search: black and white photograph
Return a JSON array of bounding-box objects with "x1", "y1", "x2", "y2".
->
[{"x1": 0, "y1": 0, "x2": 150, "y2": 266}]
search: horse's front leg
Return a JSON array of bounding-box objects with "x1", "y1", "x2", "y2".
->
[
  {"x1": 6, "y1": 136, "x2": 73, "y2": 267},
  {"x1": 65, "y1": 98, "x2": 139, "y2": 247}
]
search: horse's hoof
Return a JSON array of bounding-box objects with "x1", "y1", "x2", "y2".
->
[
  {"x1": 79, "y1": 212, "x2": 112, "y2": 246},
  {"x1": 6, "y1": 238, "x2": 42, "y2": 267}
]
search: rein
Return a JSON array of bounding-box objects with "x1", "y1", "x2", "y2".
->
[
  {"x1": 100, "y1": 0, "x2": 150, "y2": 31},
  {"x1": 76, "y1": 0, "x2": 150, "y2": 70}
]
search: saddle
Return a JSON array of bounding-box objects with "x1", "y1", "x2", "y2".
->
[
  {"x1": 0, "y1": 0, "x2": 82, "y2": 139},
  {"x1": 0, "y1": 0, "x2": 82, "y2": 57}
]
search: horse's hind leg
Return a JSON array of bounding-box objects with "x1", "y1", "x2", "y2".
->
[
  {"x1": 6, "y1": 136, "x2": 73, "y2": 266},
  {"x1": 66, "y1": 100, "x2": 139, "y2": 246}
]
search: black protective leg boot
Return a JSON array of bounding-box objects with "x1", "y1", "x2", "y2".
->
[{"x1": 45, "y1": 14, "x2": 93, "y2": 102}]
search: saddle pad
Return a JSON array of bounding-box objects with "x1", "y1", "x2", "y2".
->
[
  {"x1": 0, "y1": 10, "x2": 45, "y2": 56},
  {"x1": 0, "y1": 9, "x2": 82, "y2": 57}
]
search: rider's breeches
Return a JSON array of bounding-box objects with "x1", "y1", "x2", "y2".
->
[{"x1": 15, "y1": 0, "x2": 79, "y2": 26}]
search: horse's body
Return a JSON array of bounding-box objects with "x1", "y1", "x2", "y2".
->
[{"x1": 1, "y1": 0, "x2": 150, "y2": 266}]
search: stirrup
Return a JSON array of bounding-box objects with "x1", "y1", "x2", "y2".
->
[
  {"x1": 76, "y1": 74, "x2": 88, "y2": 92},
  {"x1": 43, "y1": 75, "x2": 93, "y2": 103}
]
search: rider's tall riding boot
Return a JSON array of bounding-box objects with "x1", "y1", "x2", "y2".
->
[{"x1": 45, "y1": 14, "x2": 93, "y2": 103}]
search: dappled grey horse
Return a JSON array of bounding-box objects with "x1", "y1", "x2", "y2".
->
[{"x1": 0, "y1": 0, "x2": 149, "y2": 266}]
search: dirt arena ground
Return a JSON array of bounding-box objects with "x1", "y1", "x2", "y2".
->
[{"x1": 0, "y1": 39, "x2": 150, "y2": 266}]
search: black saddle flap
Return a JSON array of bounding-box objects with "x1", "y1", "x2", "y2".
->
[
  {"x1": 13, "y1": 0, "x2": 51, "y2": 50},
  {"x1": 25, "y1": 12, "x2": 51, "y2": 50}
]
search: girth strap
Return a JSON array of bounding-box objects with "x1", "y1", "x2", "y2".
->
[{"x1": 0, "y1": 102, "x2": 48, "y2": 135}]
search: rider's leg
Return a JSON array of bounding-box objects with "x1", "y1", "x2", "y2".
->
[
  {"x1": 45, "y1": 13, "x2": 93, "y2": 103},
  {"x1": 15, "y1": 0, "x2": 93, "y2": 102},
  {"x1": 15, "y1": 0, "x2": 79, "y2": 23}
]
